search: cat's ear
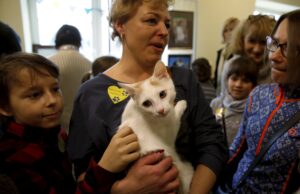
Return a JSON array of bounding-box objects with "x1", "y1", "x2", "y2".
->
[
  {"x1": 153, "y1": 60, "x2": 169, "y2": 79},
  {"x1": 118, "y1": 82, "x2": 136, "y2": 97}
]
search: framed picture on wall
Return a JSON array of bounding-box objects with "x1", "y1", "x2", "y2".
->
[
  {"x1": 168, "y1": 11, "x2": 194, "y2": 49},
  {"x1": 168, "y1": 54, "x2": 191, "y2": 69}
]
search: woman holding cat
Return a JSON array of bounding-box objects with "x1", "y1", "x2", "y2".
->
[{"x1": 67, "y1": 0, "x2": 228, "y2": 193}]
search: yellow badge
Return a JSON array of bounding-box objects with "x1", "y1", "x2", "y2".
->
[{"x1": 108, "y1": 86, "x2": 129, "y2": 104}]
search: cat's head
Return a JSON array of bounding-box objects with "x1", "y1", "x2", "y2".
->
[{"x1": 119, "y1": 61, "x2": 176, "y2": 117}]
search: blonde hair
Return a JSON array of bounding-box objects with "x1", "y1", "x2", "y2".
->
[
  {"x1": 222, "y1": 17, "x2": 240, "y2": 43},
  {"x1": 226, "y1": 14, "x2": 276, "y2": 59},
  {"x1": 108, "y1": 0, "x2": 173, "y2": 40}
]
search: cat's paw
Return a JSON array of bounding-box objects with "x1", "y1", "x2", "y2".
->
[{"x1": 175, "y1": 100, "x2": 187, "y2": 117}]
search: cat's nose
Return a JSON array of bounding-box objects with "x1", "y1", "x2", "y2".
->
[{"x1": 158, "y1": 108, "x2": 165, "y2": 116}]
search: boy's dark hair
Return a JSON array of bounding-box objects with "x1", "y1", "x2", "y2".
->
[
  {"x1": 226, "y1": 56, "x2": 259, "y2": 85},
  {"x1": 0, "y1": 21, "x2": 22, "y2": 56},
  {"x1": 191, "y1": 57, "x2": 211, "y2": 82},
  {"x1": 92, "y1": 56, "x2": 119, "y2": 76},
  {"x1": 0, "y1": 52, "x2": 59, "y2": 113},
  {"x1": 55, "y1": 24, "x2": 82, "y2": 49}
]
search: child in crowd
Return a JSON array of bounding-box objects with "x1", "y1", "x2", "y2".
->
[
  {"x1": 191, "y1": 57, "x2": 216, "y2": 104},
  {"x1": 0, "y1": 52, "x2": 76, "y2": 193},
  {"x1": 0, "y1": 52, "x2": 142, "y2": 194},
  {"x1": 81, "y1": 55, "x2": 119, "y2": 83},
  {"x1": 210, "y1": 56, "x2": 258, "y2": 145}
]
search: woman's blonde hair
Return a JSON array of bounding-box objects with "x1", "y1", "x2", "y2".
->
[
  {"x1": 222, "y1": 17, "x2": 240, "y2": 43},
  {"x1": 108, "y1": 0, "x2": 173, "y2": 40},
  {"x1": 225, "y1": 14, "x2": 276, "y2": 59}
]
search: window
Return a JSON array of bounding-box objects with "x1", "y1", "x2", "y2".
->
[
  {"x1": 255, "y1": 0, "x2": 300, "y2": 20},
  {"x1": 28, "y1": 0, "x2": 121, "y2": 60}
]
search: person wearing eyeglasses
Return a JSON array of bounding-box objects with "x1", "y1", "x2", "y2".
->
[{"x1": 225, "y1": 10, "x2": 300, "y2": 193}]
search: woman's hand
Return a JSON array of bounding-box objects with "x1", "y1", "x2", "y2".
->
[
  {"x1": 98, "y1": 126, "x2": 140, "y2": 172},
  {"x1": 111, "y1": 152, "x2": 180, "y2": 194}
]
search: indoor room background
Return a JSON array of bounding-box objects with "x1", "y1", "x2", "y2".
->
[{"x1": 1, "y1": 0, "x2": 299, "y2": 76}]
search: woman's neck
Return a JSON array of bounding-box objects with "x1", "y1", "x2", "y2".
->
[{"x1": 105, "y1": 59, "x2": 154, "y2": 83}]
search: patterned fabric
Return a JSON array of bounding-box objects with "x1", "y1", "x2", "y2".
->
[
  {"x1": 229, "y1": 84, "x2": 300, "y2": 193},
  {"x1": 0, "y1": 121, "x2": 122, "y2": 194},
  {"x1": 76, "y1": 159, "x2": 121, "y2": 194},
  {"x1": 0, "y1": 122, "x2": 76, "y2": 194}
]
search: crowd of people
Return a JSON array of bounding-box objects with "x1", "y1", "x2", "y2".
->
[{"x1": 0, "y1": 0, "x2": 300, "y2": 193}]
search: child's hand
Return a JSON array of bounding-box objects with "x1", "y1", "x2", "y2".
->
[{"x1": 98, "y1": 126, "x2": 140, "y2": 172}]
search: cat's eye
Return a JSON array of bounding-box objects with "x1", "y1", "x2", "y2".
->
[
  {"x1": 142, "y1": 100, "x2": 152, "y2": 107},
  {"x1": 159, "y1": 90, "x2": 167, "y2": 99}
]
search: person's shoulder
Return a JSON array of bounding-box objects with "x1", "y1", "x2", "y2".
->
[
  {"x1": 169, "y1": 66, "x2": 194, "y2": 85},
  {"x1": 79, "y1": 74, "x2": 117, "y2": 93},
  {"x1": 77, "y1": 52, "x2": 92, "y2": 63},
  {"x1": 252, "y1": 83, "x2": 277, "y2": 93},
  {"x1": 64, "y1": 50, "x2": 91, "y2": 62},
  {"x1": 225, "y1": 54, "x2": 241, "y2": 64},
  {"x1": 249, "y1": 83, "x2": 277, "y2": 100},
  {"x1": 210, "y1": 96, "x2": 222, "y2": 110}
]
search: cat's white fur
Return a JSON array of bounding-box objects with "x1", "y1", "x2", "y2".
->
[{"x1": 119, "y1": 61, "x2": 194, "y2": 194}]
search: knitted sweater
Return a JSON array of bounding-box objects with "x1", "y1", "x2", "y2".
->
[{"x1": 49, "y1": 45, "x2": 91, "y2": 131}]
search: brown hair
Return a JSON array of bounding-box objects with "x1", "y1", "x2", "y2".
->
[
  {"x1": 226, "y1": 14, "x2": 276, "y2": 59},
  {"x1": 222, "y1": 17, "x2": 240, "y2": 43},
  {"x1": 0, "y1": 52, "x2": 59, "y2": 111},
  {"x1": 269, "y1": 9, "x2": 300, "y2": 85},
  {"x1": 108, "y1": 0, "x2": 173, "y2": 40},
  {"x1": 226, "y1": 56, "x2": 259, "y2": 86},
  {"x1": 92, "y1": 55, "x2": 119, "y2": 76},
  {"x1": 191, "y1": 57, "x2": 212, "y2": 82}
]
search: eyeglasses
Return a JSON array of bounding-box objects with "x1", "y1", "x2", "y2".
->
[{"x1": 266, "y1": 36, "x2": 287, "y2": 57}]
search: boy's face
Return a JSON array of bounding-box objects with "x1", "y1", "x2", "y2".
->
[
  {"x1": 3, "y1": 68, "x2": 63, "y2": 129},
  {"x1": 227, "y1": 74, "x2": 255, "y2": 100}
]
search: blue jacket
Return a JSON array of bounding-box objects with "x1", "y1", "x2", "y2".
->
[{"x1": 230, "y1": 83, "x2": 300, "y2": 193}]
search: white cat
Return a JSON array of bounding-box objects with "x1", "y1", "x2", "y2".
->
[{"x1": 119, "y1": 61, "x2": 194, "y2": 194}]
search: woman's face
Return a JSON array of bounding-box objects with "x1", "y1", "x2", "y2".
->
[
  {"x1": 269, "y1": 19, "x2": 288, "y2": 84},
  {"x1": 119, "y1": 2, "x2": 170, "y2": 67},
  {"x1": 223, "y1": 23, "x2": 236, "y2": 44},
  {"x1": 243, "y1": 25, "x2": 266, "y2": 65}
]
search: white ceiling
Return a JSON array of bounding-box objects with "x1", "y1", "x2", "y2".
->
[{"x1": 255, "y1": 0, "x2": 300, "y2": 16}]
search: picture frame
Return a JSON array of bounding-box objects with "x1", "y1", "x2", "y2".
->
[
  {"x1": 168, "y1": 54, "x2": 191, "y2": 69},
  {"x1": 168, "y1": 11, "x2": 194, "y2": 49}
]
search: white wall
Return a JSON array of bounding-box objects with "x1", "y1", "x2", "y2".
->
[{"x1": 196, "y1": 0, "x2": 255, "y2": 74}]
